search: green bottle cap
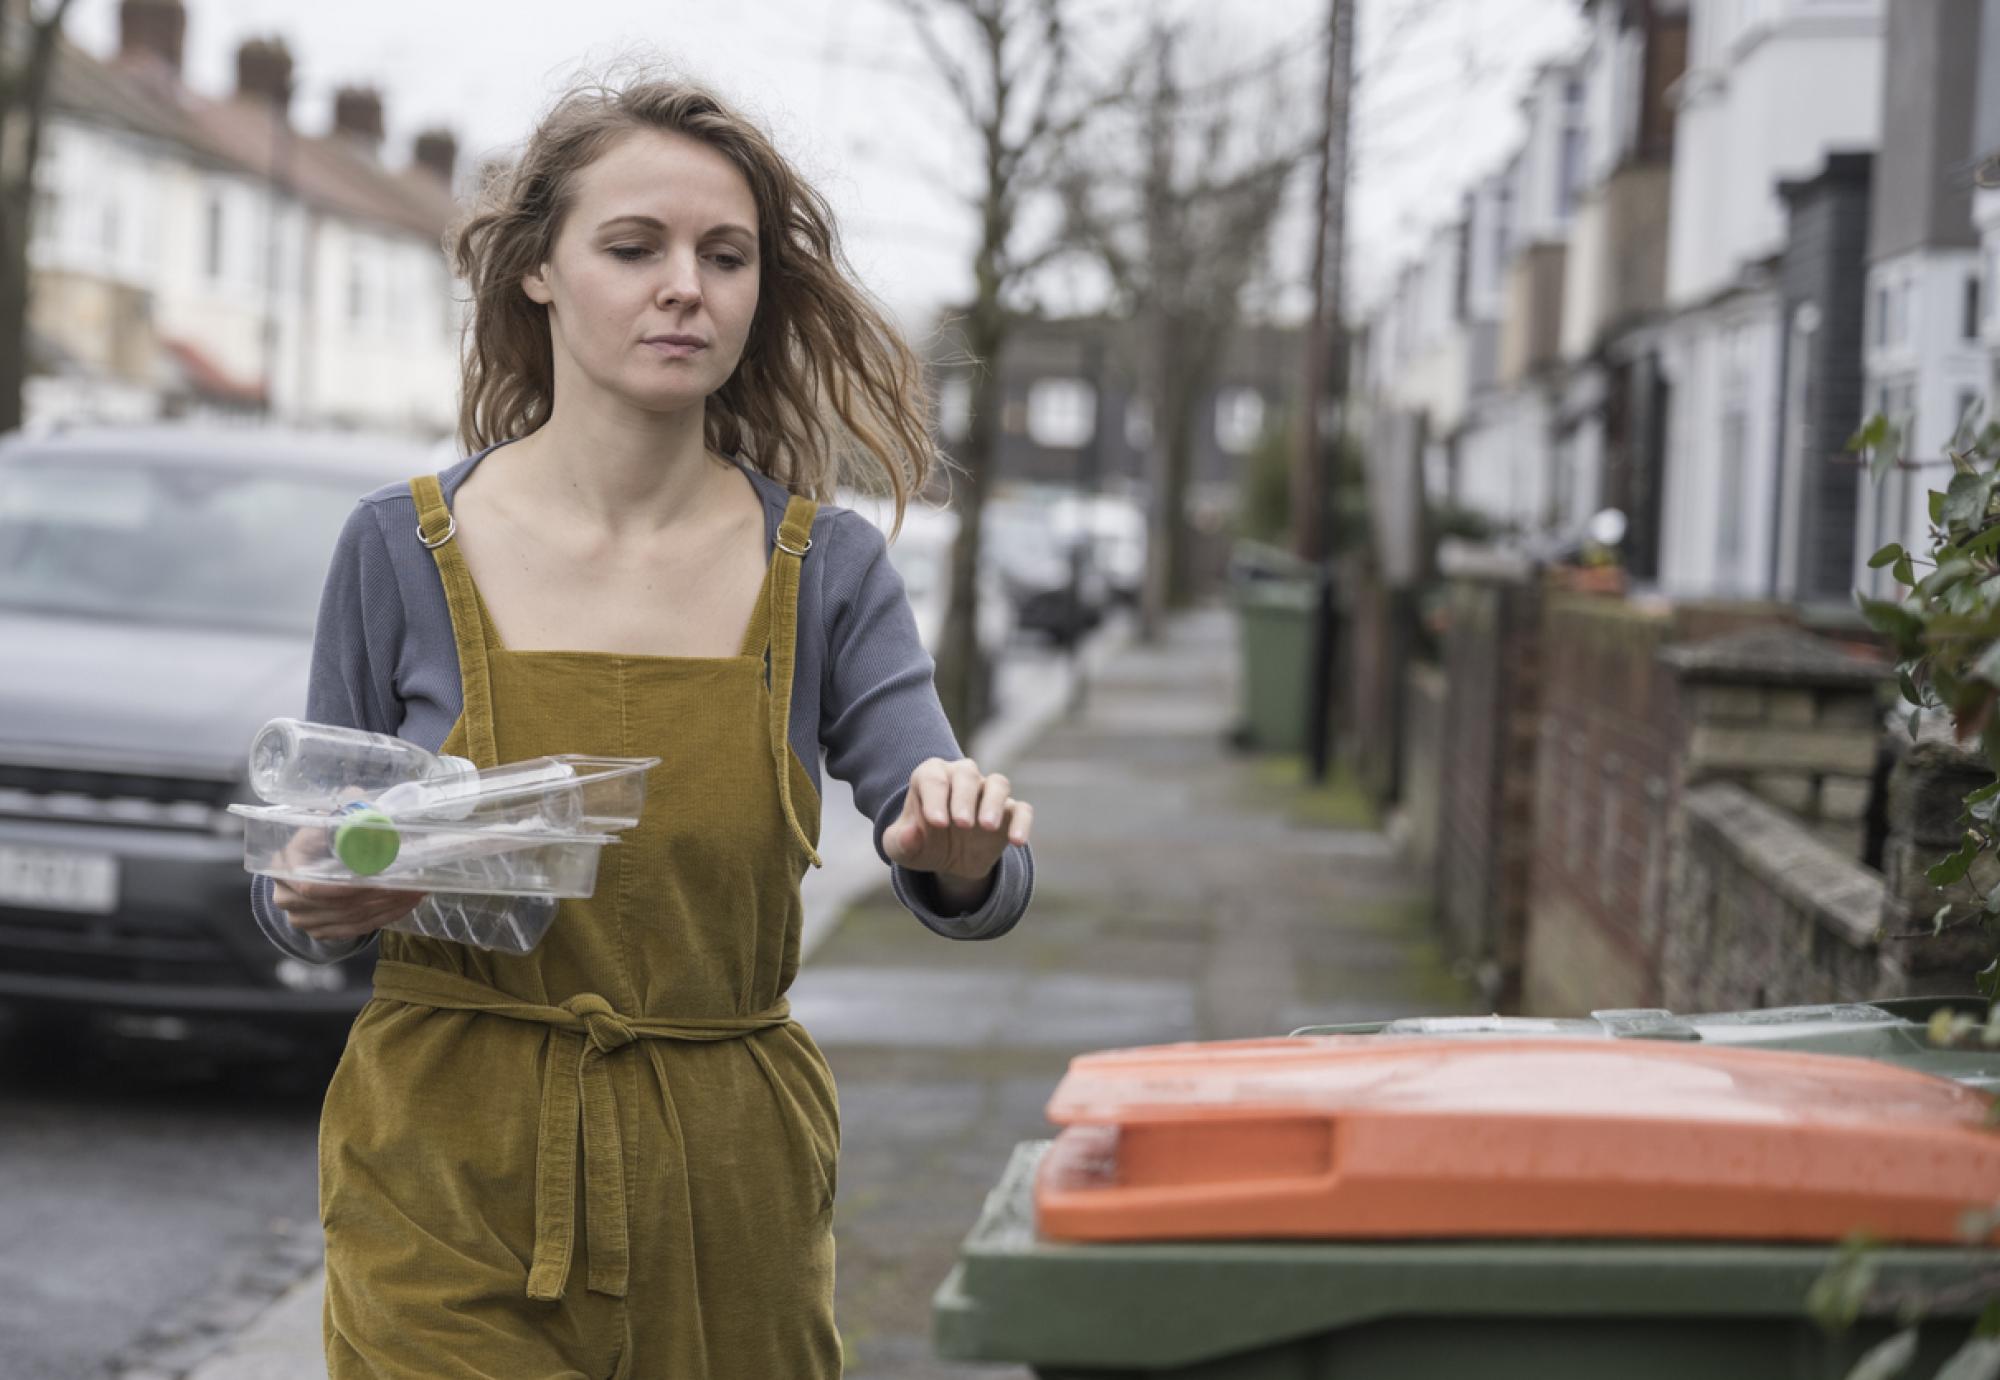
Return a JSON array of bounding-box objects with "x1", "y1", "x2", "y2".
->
[{"x1": 333, "y1": 806, "x2": 401, "y2": 876}]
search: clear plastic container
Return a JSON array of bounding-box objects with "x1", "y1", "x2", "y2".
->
[
  {"x1": 375, "y1": 757, "x2": 584, "y2": 828},
  {"x1": 237, "y1": 724, "x2": 660, "y2": 954},
  {"x1": 233, "y1": 803, "x2": 615, "y2": 896},
  {"x1": 388, "y1": 891, "x2": 559, "y2": 954},
  {"x1": 249, "y1": 717, "x2": 478, "y2": 807}
]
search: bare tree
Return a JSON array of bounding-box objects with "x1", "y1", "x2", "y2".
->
[
  {"x1": 0, "y1": 0, "x2": 74, "y2": 433},
  {"x1": 1059, "y1": 23, "x2": 1301, "y2": 639},
  {"x1": 890, "y1": 0, "x2": 1092, "y2": 738}
]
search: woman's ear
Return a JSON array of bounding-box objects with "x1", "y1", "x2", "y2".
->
[{"x1": 522, "y1": 264, "x2": 553, "y2": 306}]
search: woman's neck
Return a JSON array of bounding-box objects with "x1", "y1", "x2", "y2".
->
[{"x1": 502, "y1": 399, "x2": 735, "y2": 541}]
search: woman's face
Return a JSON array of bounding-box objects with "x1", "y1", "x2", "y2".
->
[{"x1": 523, "y1": 128, "x2": 762, "y2": 418}]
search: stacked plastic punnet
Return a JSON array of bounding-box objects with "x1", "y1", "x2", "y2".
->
[{"x1": 231, "y1": 718, "x2": 659, "y2": 954}]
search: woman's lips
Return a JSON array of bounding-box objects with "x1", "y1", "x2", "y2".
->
[{"x1": 642, "y1": 339, "x2": 706, "y2": 359}]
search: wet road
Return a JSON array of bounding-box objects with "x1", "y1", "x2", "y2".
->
[{"x1": 0, "y1": 1019, "x2": 330, "y2": 1380}]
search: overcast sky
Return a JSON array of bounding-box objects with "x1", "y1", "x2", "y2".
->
[{"x1": 71, "y1": 0, "x2": 1581, "y2": 330}]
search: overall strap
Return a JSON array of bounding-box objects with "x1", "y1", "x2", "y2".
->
[
  {"x1": 765, "y1": 493, "x2": 821, "y2": 867},
  {"x1": 409, "y1": 474, "x2": 500, "y2": 768}
]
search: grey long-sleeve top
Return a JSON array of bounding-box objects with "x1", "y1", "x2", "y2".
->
[{"x1": 250, "y1": 444, "x2": 1035, "y2": 965}]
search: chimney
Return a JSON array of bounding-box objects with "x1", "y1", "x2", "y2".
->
[
  {"x1": 235, "y1": 38, "x2": 293, "y2": 118},
  {"x1": 332, "y1": 86, "x2": 385, "y2": 154},
  {"x1": 119, "y1": 0, "x2": 186, "y2": 80},
  {"x1": 413, "y1": 128, "x2": 457, "y2": 187}
]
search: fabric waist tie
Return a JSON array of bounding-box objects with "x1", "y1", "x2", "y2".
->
[{"x1": 369, "y1": 959, "x2": 793, "y2": 1302}]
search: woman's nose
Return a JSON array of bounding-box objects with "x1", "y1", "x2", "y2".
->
[{"x1": 654, "y1": 251, "x2": 702, "y2": 310}]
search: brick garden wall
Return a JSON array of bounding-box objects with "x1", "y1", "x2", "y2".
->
[
  {"x1": 1399, "y1": 661, "x2": 1447, "y2": 876},
  {"x1": 1521, "y1": 603, "x2": 1890, "y2": 1015},
  {"x1": 1521, "y1": 595, "x2": 1691, "y2": 1013},
  {"x1": 1433, "y1": 549, "x2": 1541, "y2": 1007},
  {"x1": 1664, "y1": 782, "x2": 1886, "y2": 1011},
  {"x1": 1401, "y1": 553, "x2": 1949, "y2": 1016}
]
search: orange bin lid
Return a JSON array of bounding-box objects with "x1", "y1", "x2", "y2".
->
[{"x1": 1035, "y1": 1036, "x2": 2000, "y2": 1245}]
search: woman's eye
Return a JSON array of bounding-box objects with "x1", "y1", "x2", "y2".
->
[
  {"x1": 711, "y1": 254, "x2": 747, "y2": 271},
  {"x1": 608, "y1": 246, "x2": 649, "y2": 262}
]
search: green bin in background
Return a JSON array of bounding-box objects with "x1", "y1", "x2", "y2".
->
[
  {"x1": 932, "y1": 996, "x2": 2000, "y2": 1379},
  {"x1": 1235, "y1": 577, "x2": 1317, "y2": 755}
]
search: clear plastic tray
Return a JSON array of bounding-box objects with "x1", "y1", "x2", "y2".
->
[
  {"x1": 231, "y1": 802, "x2": 618, "y2": 896},
  {"x1": 453, "y1": 754, "x2": 659, "y2": 831}
]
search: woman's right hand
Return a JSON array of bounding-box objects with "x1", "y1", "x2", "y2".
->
[{"x1": 273, "y1": 876, "x2": 426, "y2": 944}]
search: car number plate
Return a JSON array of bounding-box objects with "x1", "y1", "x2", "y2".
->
[{"x1": 0, "y1": 844, "x2": 119, "y2": 914}]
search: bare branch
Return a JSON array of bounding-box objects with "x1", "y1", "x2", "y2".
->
[{"x1": 888, "y1": 0, "x2": 987, "y2": 135}]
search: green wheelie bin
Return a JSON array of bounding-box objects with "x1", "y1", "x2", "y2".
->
[{"x1": 932, "y1": 997, "x2": 2000, "y2": 1379}]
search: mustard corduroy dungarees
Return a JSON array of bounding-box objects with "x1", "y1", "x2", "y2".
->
[{"x1": 318, "y1": 474, "x2": 841, "y2": 1378}]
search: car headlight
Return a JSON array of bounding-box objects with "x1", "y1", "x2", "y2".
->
[{"x1": 274, "y1": 957, "x2": 349, "y2": 992}]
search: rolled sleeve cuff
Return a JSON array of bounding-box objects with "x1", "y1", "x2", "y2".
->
[
  {"x1": 249, "y1": 872, "x2": 375, "y2": 966},
  {"x1": 890, "y1": 842, "x2": 1035, "y2": 941}
]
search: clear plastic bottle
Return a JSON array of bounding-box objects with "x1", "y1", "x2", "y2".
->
[
  {"x1": 369, "y1": 758, "x2": 585, "y2": 831},
  {"x1": 249, "y1": 718, "x2": 477, "y2": 807},
  {"x1": 330, "y1": 761, "x2": 585, "y2": 878}
]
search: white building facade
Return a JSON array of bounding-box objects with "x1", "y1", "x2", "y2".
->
[
  {"x1": 1657, "y1": 0, "x2": 1884, "y2": 597},
  {"x1": 25, "y1": 7, "x2": 462, "y2": 438},
  {"x1": 1854, "y1": 0, "x2": 1985, "y2": 598}
]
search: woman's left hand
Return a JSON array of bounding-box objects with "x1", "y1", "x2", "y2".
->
[{"x1": 883, "y1": 757, "x2": 1033, "y2": 881}]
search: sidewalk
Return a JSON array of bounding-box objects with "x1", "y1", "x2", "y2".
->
[{"x1": 174, "y1": 607, "x2": 1473, "y2": 1379}]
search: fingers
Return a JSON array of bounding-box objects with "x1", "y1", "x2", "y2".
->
[
  {"x1": 948, "y1": 760, "x2": 984, "y2": 828},
  {"x1": 912, "y1": 758, "x2": 952, "y2": 829},
  {"x1": 1004, "y1": 799, "x2": 1034, "y2": 847},
  {"x1": 976, "y1": 772, "x2": 1011, "y2": 831},
  {"x1": 274, "y1": 878, "x2": 424, "y2": 943}
]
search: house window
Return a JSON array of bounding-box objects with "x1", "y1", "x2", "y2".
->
[
  {"x1": 1558, "y1": 124, "x2": 1586, "y2": 220},
  {"x1": 1126, "y1": 399, "x2": 1153, "y2": 449},
  {"x1": 1717, "y1": 405, "x2": 1748, "y2": 568},
  {"x1": 29, "y1": 186, "x2": 55, "y2": 248},
  {"x1": 1874, "y1": 285, "x2": 1888, "y2": 348},
  {"x1": 205, "y1": 193, "x2": 226, "y2": 281},
  {"x1": 1968, "y1": 275, "x2": 1983, "y2": 341},
  {"x1": 1214, "y1": 387, "x2": 1267, "y2": 455},
  {"x1": 348, "y1": 255, "x2": 367, "y2": 326},
  {"x1": 1026, "y1": 377, "x2": 1096, "y2": 449},
  {"x1": 935, "y1": 375, "x2": 971, "y2": 442}
]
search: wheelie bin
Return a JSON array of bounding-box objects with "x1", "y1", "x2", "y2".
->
[{"x1": 933, "y1": 999, "x2": 2000, "y2": 1378}]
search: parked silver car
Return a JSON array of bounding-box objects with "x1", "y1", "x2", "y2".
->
[{"x1": 0, "y1": 424, "x2": 436, "y2": 1048}]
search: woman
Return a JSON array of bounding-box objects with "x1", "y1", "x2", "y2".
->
[{"x1": 250, "y1": 75, "x2": 1036, "y2": 1378}]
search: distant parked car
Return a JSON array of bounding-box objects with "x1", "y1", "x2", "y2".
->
[
  {"x1": 0, "y1": 424, "x2": 437, "y2": 1048},
  {"x1": 839, "y1": 490, "x2": 1016, "y2": 716},
  {"x1": 1053, "y1": 491, "x2": 1146, "y2": 606},
  {"x1": 986, "y1": 492, "x2": 1110, "y2": 645}
]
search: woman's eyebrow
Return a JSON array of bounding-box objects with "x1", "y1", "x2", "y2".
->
[{"x1": 595, "y1": 214, "x2": 756, "y2": 242}]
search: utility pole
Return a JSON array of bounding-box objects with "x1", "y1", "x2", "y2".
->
[{"x1": 1302, "y1": 0, "x2": 1354, "y2": 784}]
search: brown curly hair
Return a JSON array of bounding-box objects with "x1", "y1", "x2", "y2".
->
[{"x1": 448, "y1": 75, "x2": 935, "y2": 523}]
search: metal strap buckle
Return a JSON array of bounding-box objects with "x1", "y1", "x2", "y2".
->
[
  {"x1": 417, "y1": 511, "x2": 457, "y2": 549},
  {"x1": 775, "y1": 534, "x2": 812, "y2": 558}
]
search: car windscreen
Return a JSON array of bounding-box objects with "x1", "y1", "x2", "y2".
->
[{"x1": 0, "y1": 455, "x2": 374, "y2": 635}]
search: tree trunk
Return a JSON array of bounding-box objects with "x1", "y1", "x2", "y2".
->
[
  {"x1": 0, "y1": 3, "x2": 74, "y2": 433},
  {"x1": 0, "y1": 149, "x2": 28, "y2": 435},
  {"x1": 1161, "y1": 380, "x2": 1198, "y2": 608},
  {"x1": 935, "y1": 304, "x2": 1003, "y2": 741}
]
